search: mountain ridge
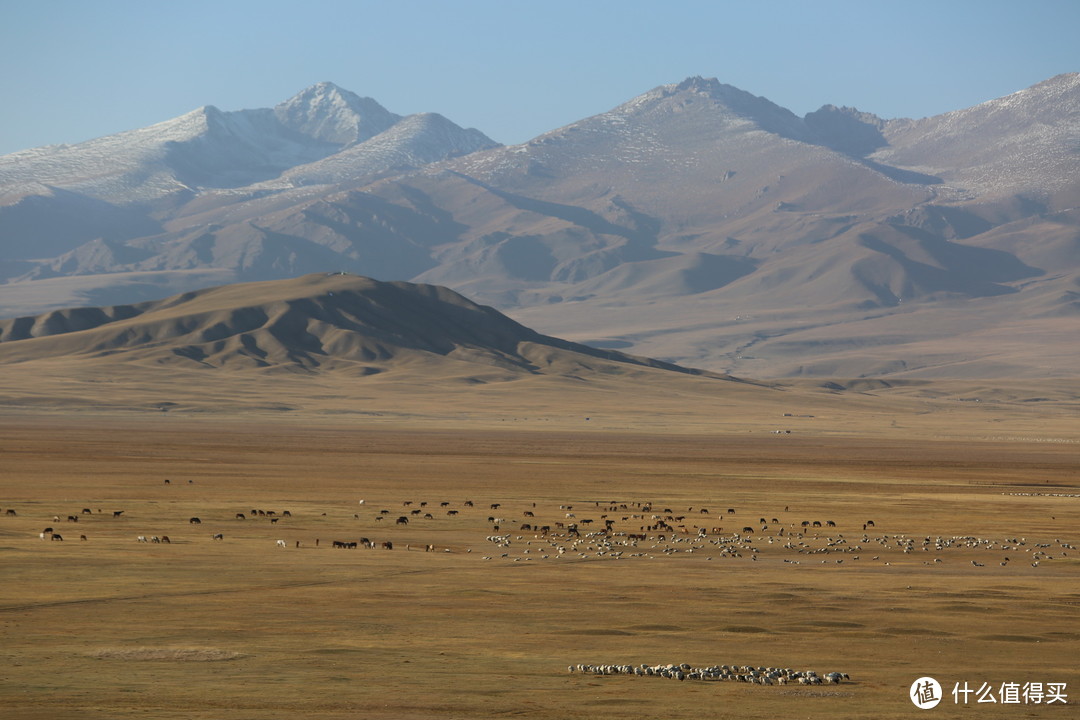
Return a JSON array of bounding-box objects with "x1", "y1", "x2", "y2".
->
[
  {"x1": 1, "y1": 75, "x2": 1077, "y2": 379},
  {"x1": 0, "y1": 272, "x2": 726, "y2": 382}
]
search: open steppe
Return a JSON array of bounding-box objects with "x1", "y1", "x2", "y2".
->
[{"x1": 1, "y1": 412, "x2": 1078, "y2": 719}]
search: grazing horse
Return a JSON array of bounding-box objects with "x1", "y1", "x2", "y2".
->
[
  {"x1": 67, "y1": 516, "x2": 79, "y2": 523},
  {"x1": 51, "y1": 533, "x2": 63, "y2": 541},
  {"x1": 396, "y1": 516, "x2": 409, "y2": 525},
  {"x1": 212, "y1": 533, "x2": 224, "y2": 540},
  {"x1": 235, "y1": 513, "x2": 246, "y2": 520},
  {"x1": 112, "y1": 511, "x2": 124, "y2": 518},
  {"x1": 382, "y1": 541, "x2": 393, "y2": 550},
  {"x1": 189, "y1": 517, "x2": 201, "y2": 524}
]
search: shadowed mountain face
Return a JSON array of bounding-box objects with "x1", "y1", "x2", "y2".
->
[
  {"x1": 1, "y1": 75, "x2": 1078, "y2": 379},
  {"x1": 0, "y1": 273, "x2": 720, "y2": 381}
]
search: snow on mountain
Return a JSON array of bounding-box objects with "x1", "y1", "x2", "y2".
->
[
  {"x1": 875, "y1": 73, "x2": 1080, "y2": 200},
  {"x1": 273, "y1": 81, "x2": 402, "y2": 145},
  {"x1": 0, "y1": 104, "x2": 337, "y2": 205},
  {"x1": 1, "y1": 75, "x2": 1077, "y2": 379},
  {"x1": 275, "y1": 112, "x2": 499, "y2": 187},
  {"x1": 0, "y1": 82, "x2": 489, "y2": 206}
]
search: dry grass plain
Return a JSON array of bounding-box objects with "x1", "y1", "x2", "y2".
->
[{"x1": 1, "y1": 412, "x2": 1078, "y2": 720}]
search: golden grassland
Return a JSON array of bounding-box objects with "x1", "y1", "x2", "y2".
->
[{"x1": 1, "y1": 412, "x2": 1078, "y2": 720}]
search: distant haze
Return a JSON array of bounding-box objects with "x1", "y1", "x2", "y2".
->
[{"x1": 1, "y1": 72, "x2": 1078, "y2": 380}]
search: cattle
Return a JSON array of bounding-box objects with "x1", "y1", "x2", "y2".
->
[
  {"x1": 396, "y1": 516, "x2": 409, "y2": 525},
  {"x1": 212, "y1": 533, "x2": 224, "y2": 540},
  {"x1": 270, "y1": 518, "x2": 279, "y2": 524},
  {"x1": 161, "y1": 536, "x2": 170, "y2": 544},
  {"x1": 164, "y1": 479, "x2": 170, "y2": 484},
  {"x1": 67, "y1": 516, "x2": 79, "y2": 523},
  {"x1": 82, "y1": 508, "x2": 92, "y2": 515},
  {"x1": 236, "y1": 513, "x2": 246, "y2": 520},
  {"x1": 282, "y1": 510, "x2": 292, "y2": 517},
  {"x1": 447, "y1": 510, "x2": 459, "y2": 516},
  {"x1": 826, "y1": 521, "x2": 836, "y2": 527},
  {"x1": 812, "y1": 521, "x2": 822, "y2": 527},
  {"x1": 382, "y1": 541, "x2": 393, "y2": 550},
  {"x1": 5, "y1": 509, "x2": 15, "y2": 516},
  {"x1": 80, "y1": 535, "x2": 88, "y2": 541},
  {"x1": 137, "y1": 535, "x2": 148, "y2": 542},
  {"x1": 112, "y1": 511, "x2": 124, "y2": 518},
  {"x1": 866, "y1": 520, "x2": 876, "y2": 527},
  {"x1": 51, "y1": 534, "x2": 63, "y2": 541},
  {"x1": 189, "y1": 517, "x2": 201, "y2": 525},
  {"x1": 727, "y1": 509, "x2": 736, "y2": 515},
  {"x1": 276, "y1": 540, "x2": 287, "y2": 548}
]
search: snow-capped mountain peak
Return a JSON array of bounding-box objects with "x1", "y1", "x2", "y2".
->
[{"x1": 273, "y1": 81, "x2": 402, "y2": 146}]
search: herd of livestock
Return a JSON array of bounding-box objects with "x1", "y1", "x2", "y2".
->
[
  {"x1": 4, "y1": 496, "x2": 1074, "y2": 572},
  {"x1": 568, "y1": 662, "x2": 849, "y2": 685}
]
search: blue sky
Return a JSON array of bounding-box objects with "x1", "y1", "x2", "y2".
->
[{"x1": 2, "y1": 0, "x2": 1077, "y2": 156}]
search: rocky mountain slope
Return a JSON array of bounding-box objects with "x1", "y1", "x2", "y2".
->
[{"x1": 1, "y1": 75, "x2": 1077, "y2": 379}]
